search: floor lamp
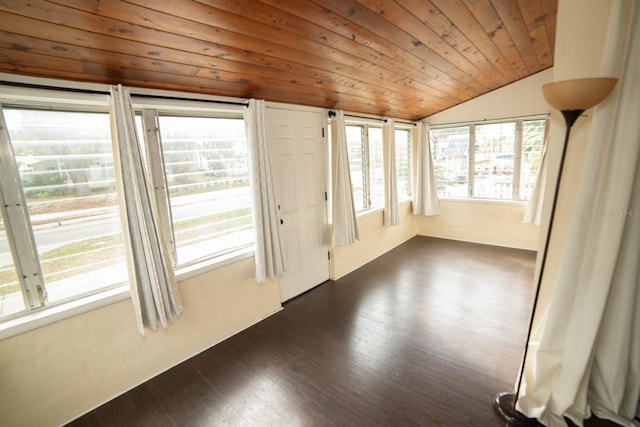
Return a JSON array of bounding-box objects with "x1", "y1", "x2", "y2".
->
[{"x1": 493, "y1": 77, "x2": 618, "y2": 426}]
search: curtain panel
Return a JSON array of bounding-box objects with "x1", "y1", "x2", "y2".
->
[
  {"x1": 330, "y1": 110, "x2": 359, "y2": 247},
  {"x1": 243, "y1": 99, "x2": 285, "y2": 283},
  {"x1": 518, "y1": 2, "x2": 640, "y2": 425},
  {"x1": 523, "y1": 119, "x2": 550, "y2": 225},
  {"x1": 412, "y1": 122, "x2": 440, "y2": 216},
  {"x1": 383, "y1": 118, "x2": 400, "y2": 226},
  {"x1": 109, "y1": 85, "x2": 182, "y2": 335}
]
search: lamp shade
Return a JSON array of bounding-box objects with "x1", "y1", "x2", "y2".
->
[{"x1": 542, "y1": 77, "x2": 617, "y2": 111}]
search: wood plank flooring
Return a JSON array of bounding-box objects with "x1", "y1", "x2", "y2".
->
[{"x1": 66, "y1": 236, "x2": 619, "y2": 426}]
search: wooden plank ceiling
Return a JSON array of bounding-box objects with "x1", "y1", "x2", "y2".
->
[{"x1": 0, "y1": 0, "x2": 557, "y2": 121}]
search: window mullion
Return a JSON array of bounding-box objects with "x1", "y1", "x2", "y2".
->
[
  {"x1": 363, "y1": 125, "x2": 371, "y2": 209},
  {"x1": 468, "y1": 124, "x2": 475, "y2": 198},
  {"x1": 513, "y1": 120, "x2": 523, "y2": 199},
  {"x1": 141, "y1": 109, "x2": 177, "y2": 266},
  {"x1": 0, "y1": 107, "x2": 46, "y2": 310}
]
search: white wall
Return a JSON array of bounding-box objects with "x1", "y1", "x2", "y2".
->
[
  {"x1": 415, "y1": 200, "x2": 539, "y2": 251},
  {"x1": 426, "y1": 68, "x2": 553, "y2": 124}
]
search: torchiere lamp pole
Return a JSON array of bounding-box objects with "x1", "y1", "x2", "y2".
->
[{"x1": 493, "y1": 77, "x2": 618, "y2": 426}]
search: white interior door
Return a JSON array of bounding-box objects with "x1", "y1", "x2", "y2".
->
[{"x1": 266, "y1": 106, "x2": 329, "y2": 302}]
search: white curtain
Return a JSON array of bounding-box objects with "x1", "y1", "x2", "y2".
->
[
  {"x1": 412, "y1": 122, "x2": 440, "y2": 216},
  {"x1": 383, "y1": 118, "x2": 399, "y2": 226},
  {"x1": 518, "y1": 2, "x2": 640, "y2": 426},
  {"x1": 243, "y1": 99, "x2": 285, "y2": 283},
  {"x1": 109, "y1": 85, "x2": 182, "y2": 335},
  {"x1": 331, "y1": 110, "x2": 359, "y2": 247},
  {"x1": 523, "y1": 119, "x2": 550, "y2": 225}
]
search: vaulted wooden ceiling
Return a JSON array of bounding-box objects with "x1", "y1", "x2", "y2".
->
[{"x1": 0, "y1": 0, "x2": 557, "y2": 120}]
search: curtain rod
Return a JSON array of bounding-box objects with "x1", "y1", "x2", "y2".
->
[
  {"x1": 131, "y1": 93, "x2": 248, "y2": 106},
  {"x1": 328, "y1": 110, "x2": 416, "y2": 126},
  {"x1": 426, "y1": 112, "x2": 550, "y2": 128},
  {"x1": 0, "y1": 80, "x2": 249, "y2": 106},
  {"x1": 0, "y1": 80, "x2": 108, "y2": 96}
]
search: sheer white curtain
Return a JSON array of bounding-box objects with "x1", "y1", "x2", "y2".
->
[
  {"x1": 518, "y1": 2, "x2": 640, "y2": 426},
  {"x1": 413, "y1": 122, "x2": 440, "y2": 216},
  {"x1": 243, "y1": 99, "x2": 285, "y2": 283},
  {"x1": 109, "y1": 85, "x2": 182, "y2": 335},
  {"x1": 383, "y1": 118, "x2": 399, "y2": 226},
  {"x1": 331, "y1": 110, "x2": 359, "y2": 246},
  {"x1": 524, "y1": 119, "x2": 550, "y2": 225}
]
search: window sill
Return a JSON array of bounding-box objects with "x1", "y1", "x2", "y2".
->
[
  {"x1": 355, "y1": 206, "x2": 384, "y2": 219},
  {"x1": 354, "y1": 199, "x2": 412, "y2": 219},
  {"x1": 438, "y1": 197, "x2": 528, "y2": 207},
  {"x1": 175, "y1": 246, "x2": 254, "y2": 281},
  {"x1": 0, "y1": 246, "x2": 256, "y2": 341}
]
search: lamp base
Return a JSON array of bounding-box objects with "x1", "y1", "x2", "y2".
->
[{"x1": 493, "y1": 392, "x2": 539, "y2": 426}]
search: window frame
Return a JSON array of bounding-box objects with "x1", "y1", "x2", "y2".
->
[
  {"x1": 394, "y1": 127, "x2": 413, "y2": 201},
  {"x1": 430, "y1": 116, "x2": 546, "y2": 202},
  {"x1": 132, "y1": 100, "x2": 253, "y2": 271},
  {"x1": 344, "y1": 119, "x2": 414, "y2": 213},
  {"x1": 0, "y1": 92, "x2": 127, "y2": 323},
  {"x1": 344, "y1": 122, "x2": 383, "y2": 213}
]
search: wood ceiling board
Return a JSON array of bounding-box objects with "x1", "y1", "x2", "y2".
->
[{"x1": 0, "y1": 0, "x2": 557, "y2": 120}]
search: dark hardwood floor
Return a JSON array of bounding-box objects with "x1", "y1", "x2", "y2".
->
[{"x1": 66, "y1": 237, "x2": 620, "y2": 427}]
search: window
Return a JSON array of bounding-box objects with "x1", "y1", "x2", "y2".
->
[
  {"x1": 345, "y1": 124, "x2": 384, "y2": 212},
  {"x1": 368, "y1": 127, "x2": 384, "y2": 208},
  {"x1": 474, "y1": 122, "x2": 515, "y2": 199},
  {"x1": 430, "y1": 119, "x2": 545, "y2": 200},
  {"x1": 137, "y1": 109, "x2": 252, "y2": 268},
  {"x1": 0, "y1": 107, "x2": 126, "y2": 319},
  {"x1": 345, "y1": 125, "x2": 366, "y2": 210},
  {"x1": 430, "y1": 126, "x2": 470, "y2": 198},
  {"x1": 520, "y1": 120, "x2": 546, "y2": 200},
  {"x1": 395, "y1": 128, "x2": 412, "y2": 200},
  {"x1": 0, "y1": 88, "x2": 254, "y2": 325}
]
